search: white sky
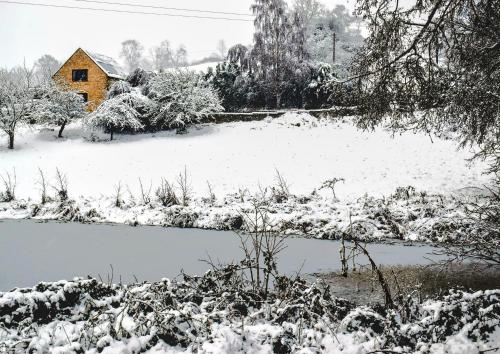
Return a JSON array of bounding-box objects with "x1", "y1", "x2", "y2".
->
[{"x1": 0, "y1": 0, "x2": 355, "y2": 69}]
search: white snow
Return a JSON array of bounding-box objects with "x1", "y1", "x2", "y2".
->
[
  {"x1": 168, "y1": 61, "x2": 222, "y2": 74},
  {"x1": 0, "y1": 113, "x2": 489, "y2": 202}
]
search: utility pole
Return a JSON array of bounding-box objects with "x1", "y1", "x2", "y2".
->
[{"x1": 332, "y1": 32, "x2": 336, "y2": 63}]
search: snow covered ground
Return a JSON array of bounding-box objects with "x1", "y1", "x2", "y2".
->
[
  {"x1": 168, "y1": 61, "x2": 221, "y2": 73},
  {"x1": 0, "y1": 113, "x2": 490, "y2": 202}
]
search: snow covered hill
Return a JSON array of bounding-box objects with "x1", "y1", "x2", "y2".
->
[{"x1": 0, "y1": 113, "x2": 489, "y2": 201}]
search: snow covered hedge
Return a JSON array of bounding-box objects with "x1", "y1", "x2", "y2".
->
[
  {"x1": 146, "y1": 70, "x2": 223, "y2": 132},
  {"x1": 0, "y1": 275, "x2": 498, "y2": 353}
]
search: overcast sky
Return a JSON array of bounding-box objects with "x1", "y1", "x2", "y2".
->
[{"x1": 0, "y1": 0, "x2": 355, "y2": 69}]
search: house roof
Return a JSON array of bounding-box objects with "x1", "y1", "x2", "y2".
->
[{"x1": 81, "y1": 49, "x2": 126, "y2": 79}]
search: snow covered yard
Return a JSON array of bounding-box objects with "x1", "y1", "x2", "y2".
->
[{"x1": 0, "y1": 113, "x2": 489, "y2": 201}]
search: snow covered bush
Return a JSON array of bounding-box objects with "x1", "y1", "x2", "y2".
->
[
  {"x1": 147, "y1": 70, "x2": 223, "y2": 132},
  {"x1": 126, "y1": 67, "x2": 155, "y2": 88},
  {"x1": 85, "y1": 92, "x2": 152, "y2": 140},
  {"x1": 0, "y1": 276, "x2": 498, "y2": 353},
  {"x1": 36, "y1": 82, "x2": 86, "y2": 137},
  {"x1": 106, "y1": 80, "x2": 131, "y2": 99}
]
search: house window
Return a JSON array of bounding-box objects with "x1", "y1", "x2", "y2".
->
[
  {"x1": 79, "y1": 92, "x2": 88, "y2": 102},
  {"x1": 72, "y1": 69, "x2": 88, "y2": 82}
]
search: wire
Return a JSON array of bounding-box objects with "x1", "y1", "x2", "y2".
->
[
  {"x1": 72, "y1": 0, "x2": 253, "y2": 17},
  {"x1": 0, "y1": 0, "x2": 254, "y2": 21}
]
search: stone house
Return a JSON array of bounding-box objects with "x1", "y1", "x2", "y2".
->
[{"x1": 52, "y1": 48, "x2": 126, "y2": 111}]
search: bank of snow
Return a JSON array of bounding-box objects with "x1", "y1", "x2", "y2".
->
[
  {"x1": 0, "y1": 113, "x2": 489, "y2": 202},
  {"x1": 0, "y1": 184, "x2": 485, "y2": 243},
  {"x1": 0, "y1": 277, "x2": 498, "y2": 353}
]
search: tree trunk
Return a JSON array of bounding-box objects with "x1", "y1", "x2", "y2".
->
[
  {"x1": 110, "y1": 130, "x2": 114, "y2": 141},
  {"x1": 58, "y1": 120, "x2": 67, "y2": 138},
  {"x1": 8, "y1": 132, "x2": 14, "y2": 149}
]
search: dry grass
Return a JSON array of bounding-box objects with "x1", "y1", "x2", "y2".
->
[{"x1": 318, "y1": 263, "x2": 500, "y2": 304}]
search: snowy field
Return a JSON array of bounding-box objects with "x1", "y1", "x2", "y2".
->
[{"x1": 0, "y1": 113, "x2": 489, "y2": 202}]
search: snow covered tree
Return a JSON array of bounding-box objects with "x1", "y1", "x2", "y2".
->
[
  {"x1": 85, "y1": 92, "x2": 151, "y2": 140},
  {"x1": 351, "y1": 0, "x2": 499, "y2": 172},
  {"x1": 37, "y1": 83, "x2": 86, "y2": 138},
  {"x1": 147, "y1": 70, "x2": 223, "y2": 132},
  {"x1": 227, "y1": 44, "x2": 250, "y2": 70},
  {"x1": 34, "y1": 54, "x2": 61, "y2": 84},
  {"x1": 120, "y1": 39, "x2": 144, "y2": 73},
  {"x1": 293, "y1": 0, "x2": 325, "y2": 24},
  {"x1": 299, "y1": 4, "x2": 364, "y2": 70},
  {"x1": 0, "y1": 65, "x2": 37, "y2": 149},
  {"x1": 251, "y1": 0, "x2": 308, "y2": 107}
]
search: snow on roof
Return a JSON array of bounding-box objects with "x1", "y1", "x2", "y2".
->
[{"x1": 82, "y1": 49, "x2": 126, "y2": 79}]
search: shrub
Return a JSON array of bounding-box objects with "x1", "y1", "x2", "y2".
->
[
  {"x1": 147, "y1": 70, "x2": 223, "y2": 132},
  {"x1": 107, "y1": 80, "x2": 131, "y2": 99},
  {"x1": 85, "y1": 92, "x2": 152, "y2": 140}
]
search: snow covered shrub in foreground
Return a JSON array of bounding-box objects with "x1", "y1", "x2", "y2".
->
[
  {"x1": 147, "y1": 70, "x2": 223, "y2": 132},
  {"x1": 85, "y1": 92, "x2": 153, "y2": 140},
  {"x1": 36, "y1": 82, "x2": 86, "y2": 137},
  {"x1": 0, "y1": 276, "x2": 498, "y2": 353}
]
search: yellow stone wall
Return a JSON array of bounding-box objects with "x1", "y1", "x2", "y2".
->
[{"x1": 53, "y1": 48, "x2": 110, "y2": 111}]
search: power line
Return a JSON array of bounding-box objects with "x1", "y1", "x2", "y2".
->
[
  {"x1": 72, "y1": 0, "x2": 253, "y2": 17},
  {"x1": 0, "y1": 0, "x2": 254, "y2": 21}
]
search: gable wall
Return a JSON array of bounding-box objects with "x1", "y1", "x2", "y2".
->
[{"x1": 53, "y1": 49, "x2": 110, "y2": 111}]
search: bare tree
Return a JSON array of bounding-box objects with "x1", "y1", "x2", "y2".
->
[
  {"x1": 320, "y1": 177, "x2": 345, "y2": 200},
  {"x1": 150, "y1": 40, "x2": 174, "y2": 72},
  {"x1": 120, "y1": 40, "x2": 144, "y2": 73},
  {"x1": 205, "y1": 181, "x2": 216, "y2": 205},
  {"x1": 37, "y1": 168, "x2": 49, "y2": 204},
  {"x1": 177, "y1": 167, "x2": 191, "y2": 206},
  {"x1": 53, "y1": 168, "x2": 68, "y2": 201},
  {"x1": 237, "y1": 196, "x2": 287, "y2": 297},
  {"x1": 292, "y1": 0, "x2": 325, "y2": 24},
  {"x1": 113, "y1": 181, "x2": 123, "y2": 207},
  {"x1": 138, "y1": 178, "x2": 152, "y2": 204},
  {"x1": 34, "y1": 54, "x2": 61, "y2": 84},
  {"x1": 173, "y1": 45, "x2": 188, "y2": 68},
  {"x1": 0, "y1": 64, "x2": 37, "y2": 149}
]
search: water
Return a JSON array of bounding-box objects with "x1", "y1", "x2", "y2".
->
[{"x1": 0, "y1": 219, "x2": 443, "y2": 291}]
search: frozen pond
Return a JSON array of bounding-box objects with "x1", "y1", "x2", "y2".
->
[{"x1": 0, "y1": 219, "x2": 444, "y2": 291}]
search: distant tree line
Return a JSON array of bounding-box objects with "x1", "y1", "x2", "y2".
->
[
  {"x1": 119, "y1": 39, "x2": 229, "y2": 74},
  {"x1": 204, "y1": 0, "x2": 364, "y2": 110}
]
